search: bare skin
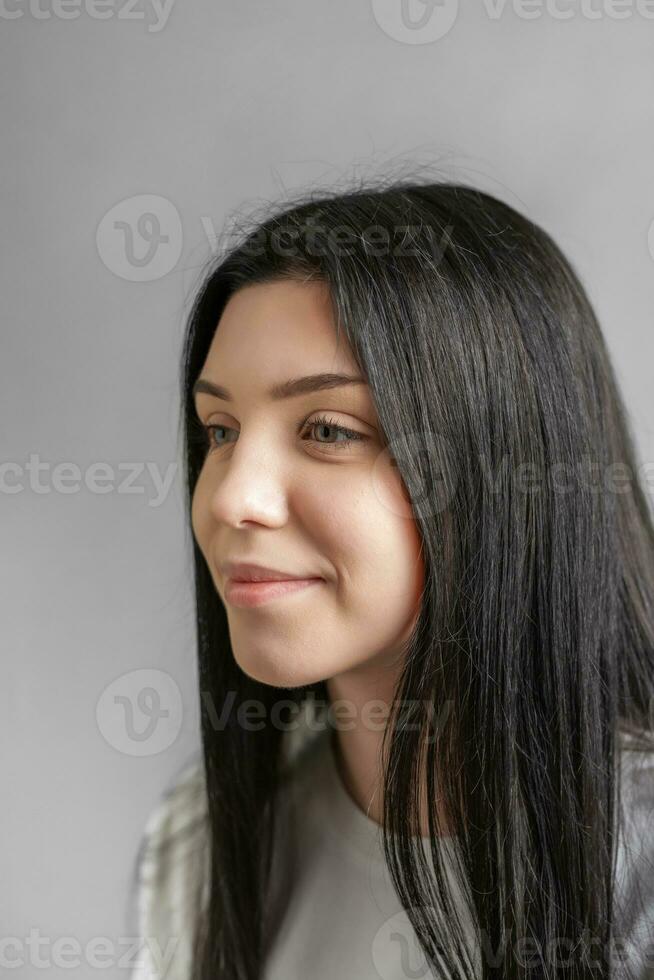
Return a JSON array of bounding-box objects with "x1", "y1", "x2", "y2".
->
[{"x1": 191, "y1": 278, "x2": 451, "y2": 838}]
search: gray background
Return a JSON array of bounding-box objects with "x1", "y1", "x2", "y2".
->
[{"x1": 2, "y1": 2, "x2": 653, "y2": 977}]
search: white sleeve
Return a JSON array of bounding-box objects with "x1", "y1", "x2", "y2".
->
[
  {"x1": 129, "y1": 760, "x2": 209, "y2": 980},
  {"x1": 614, "y1": 741, "x2": 654, "y2": 979}
]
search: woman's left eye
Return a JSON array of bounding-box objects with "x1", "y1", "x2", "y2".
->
[{"x1": 301, "y1": 414, "x2": 367, "y2": 451}]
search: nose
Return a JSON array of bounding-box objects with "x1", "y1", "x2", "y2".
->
[{"x1": 206, "y1": 438, "x2": 290, "y2": 530}]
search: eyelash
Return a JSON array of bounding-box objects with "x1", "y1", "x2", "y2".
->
[{"x1": 198, "y1": 414, "x2": 367, "y2": 454}]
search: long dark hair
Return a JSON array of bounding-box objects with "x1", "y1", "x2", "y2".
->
[{"x1": 176, "y1": 176, "x2": 654, "y2": 979}]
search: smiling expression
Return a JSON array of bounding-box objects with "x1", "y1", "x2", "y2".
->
[{"x1": 191, "y1": 278, "x2": 425, "y2": 689}]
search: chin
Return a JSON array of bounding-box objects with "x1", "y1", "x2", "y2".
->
[{"x1": 234, "y1": 652, "x2": 325, "y2": 691}]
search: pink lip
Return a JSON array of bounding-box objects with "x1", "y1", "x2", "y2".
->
[
  {"x1": 221, "y1": 560, "x2": 321, "y2": 583},
  {"x1": 224, "y1": 577, "x2": 323, "y2": 608}
]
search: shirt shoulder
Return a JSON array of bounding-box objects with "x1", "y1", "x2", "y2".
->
[
  {"x1": 128, "y1": 727, "x2": 654, "y2": 980},
  {"x1": 130, "y1": 755, "x2": 209, "y2": 980},
  {"x1": 614, "y1": 729, "x2": 654, "y2": 978},
  {"x1": 128, "y1": 710, "x2": 319, "y2": 980}
]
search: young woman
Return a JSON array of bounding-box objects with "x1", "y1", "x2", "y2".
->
[{"x1": 130, "y1": 179, "x2": 654, "y2": 980}]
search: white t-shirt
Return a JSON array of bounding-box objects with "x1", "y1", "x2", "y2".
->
[{"x1": 129, "y1": 724, "x2": 654, "y2": 980}]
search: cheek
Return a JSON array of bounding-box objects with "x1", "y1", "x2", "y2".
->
[
  {"x1": 361, "y1": 505, "x2": 424, "y2": 612},
  {"x1": 190, "y1": 473, "x2": 212, "y2": 556},
  {"x1": 307, "y1": 472, "x2": 424, "y2": 615}
]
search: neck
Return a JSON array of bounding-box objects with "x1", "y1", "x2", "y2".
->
[{"x1": 325, "y1": 661, "x2": 452, "y2": 838}]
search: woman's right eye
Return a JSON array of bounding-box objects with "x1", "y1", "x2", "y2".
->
[{"x1": 203, "y1": 424, "x2": 236, "y2": 451}]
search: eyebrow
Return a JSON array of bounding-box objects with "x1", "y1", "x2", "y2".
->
[{"x1": 192, "y1": 373, "x2": 367, "y2": 403}]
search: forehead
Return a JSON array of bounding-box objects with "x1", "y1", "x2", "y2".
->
[{"x1": 200, "y1": 279, "x2": 359, "y2": 384}]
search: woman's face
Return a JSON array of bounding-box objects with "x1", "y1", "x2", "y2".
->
[{"x1": 191, "y1": 278, "x2": 424, "y2": 689}]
